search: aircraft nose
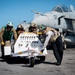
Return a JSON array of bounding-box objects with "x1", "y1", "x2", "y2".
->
[{"x1": 32, "y1": 16, "x2": 50, "y2": 26}]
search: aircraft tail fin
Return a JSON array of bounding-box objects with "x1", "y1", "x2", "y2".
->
[{"x1": 70, "y1": 5, "x2": 74, "y2": 12}]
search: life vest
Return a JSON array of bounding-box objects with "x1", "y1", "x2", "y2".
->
[
  {"x1": 46, "y1": 27, "x2": 60, "y2": 42},
  {"x1": 3, "y1": 28, "x2": 13, "y2": 41}
]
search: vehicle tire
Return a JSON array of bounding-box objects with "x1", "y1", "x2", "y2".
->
[
  {"x1": 40, "y1": 56, "x2": 46, "y2": 61},
  {"x1": 29, "y1": 57, "x2": 35, "y2": 67}
]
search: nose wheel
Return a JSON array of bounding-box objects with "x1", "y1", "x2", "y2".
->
[{"x1": 29, "y1": 57, "x2": 35, "y2": 67}]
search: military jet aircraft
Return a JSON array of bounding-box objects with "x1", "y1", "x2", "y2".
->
[{"x1": 31, "y1": 4, "x2": 75, "y2": 48}]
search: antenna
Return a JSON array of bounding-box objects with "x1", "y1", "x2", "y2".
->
[
  {"x1": 31, "y1": 10, "x2": 45, "y2": 16},
  {"x1": 32, "y1": 10, "x2": 40, "y2": 14}
]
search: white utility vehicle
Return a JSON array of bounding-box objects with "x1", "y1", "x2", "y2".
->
[{"x1": 4, "y1": 32, "x2": 47, "y2": 67}]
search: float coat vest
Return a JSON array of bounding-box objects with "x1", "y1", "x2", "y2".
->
[
  {"x1": 3, "y1": 29, "x2": 13, "y2": 41},
  {"x1": 46, "y1": 27, "x2": 60, "y2": 42}
]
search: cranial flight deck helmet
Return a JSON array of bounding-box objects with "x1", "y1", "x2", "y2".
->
[
  {"x1": 7, "y1": 22, "x2": 13, "y2": 28},
  {"x1": 40, "y1": 25, "x2": 46, "y2": 31},
  {"x1": 16, "y1": 24, "x2": 24, "y2": 31}
]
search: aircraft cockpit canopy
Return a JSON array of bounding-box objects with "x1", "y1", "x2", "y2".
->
[{"x1": 52, "y1": 4, "x2": 71, "y2": 13}]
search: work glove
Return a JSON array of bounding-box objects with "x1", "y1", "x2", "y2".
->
[
  {"x1": 40, "y1": 49, "x2": 44, "y2": 53},
  {"x1": 1, "y1": 41, "x2": 4, "y2": 45}
]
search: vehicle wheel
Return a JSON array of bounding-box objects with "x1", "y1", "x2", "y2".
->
[
  {"x1": 40, "y1": 56, "x2": 46, "y2": 61},
  {"x1": 29, "y1": 57, "x2": 35, "y2": 67}
]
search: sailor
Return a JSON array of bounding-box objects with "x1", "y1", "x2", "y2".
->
[
  {"x1": 16, "y1": 24, "x2": 25, "y2": 37},
  {"x1": 29, "y1": 23, "x2": 38, "y2": 33},
  {"x1": 40, "y1": 25, "x2": 64, "y2": 65},
  {"x1": 0, "y1": 22, "x2": 17, "y2": 58}
]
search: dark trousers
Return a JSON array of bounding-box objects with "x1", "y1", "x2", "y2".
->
[
  {"x1": 1, "y1": 44, "x2": 4, "y2": 58},
  {"x1": 51, "y1": 36, "x2": 63, "y2": 63}
]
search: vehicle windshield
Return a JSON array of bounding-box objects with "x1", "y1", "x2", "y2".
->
[{"x1": 52, "y1": 4, "x2": 71, "y2": 12}]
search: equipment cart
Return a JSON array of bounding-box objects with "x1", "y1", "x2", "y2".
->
[{"x1": 4, "y1": 32, "x2": 47, "y2": 67}]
